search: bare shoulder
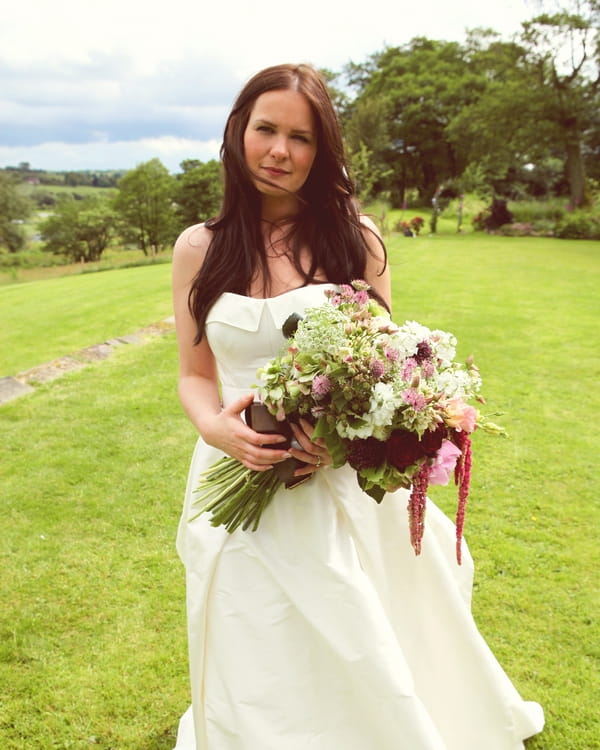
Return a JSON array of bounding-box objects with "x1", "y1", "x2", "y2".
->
[
  {"x1": 173, "y1": 223, "x2": 213, "y2": 263},
  {"x1": 359, "y1": 213, "x2": 382, "y2": 237},
  {"x1": 172, "y1": 223, "x2": 213, "y2": 285},
  {"x1": 359, "y1": 214, "x2": 385, "y2": 256}
]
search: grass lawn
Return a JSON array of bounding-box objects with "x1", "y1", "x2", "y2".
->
[
  {"x1": 1, "y1": 233, "x2": 599, "y2": 748},
  {"x1": 0, "y1": 263, "x2": 173, "y2": 375}
]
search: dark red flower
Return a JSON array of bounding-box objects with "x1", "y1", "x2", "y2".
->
[
  {"x1": 386, "y1": 429, "x2": 427, "y2": 471},
  {"x1": 346, "y1": 437, "x2": 386, "y2": 470},
  {"x1": 419, "y1": 424, "x2": 447, "y2": 456}
]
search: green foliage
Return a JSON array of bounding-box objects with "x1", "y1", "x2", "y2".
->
[
  {"x1": 554, "y1": 209, "x2": 600, "y2": 239},
  {"x1": 345, "y1": 38, "x2": 476, "y2": 204},
  {"x1": 342, "y1": 9, "x2": 599, "y2": 206},
  {"x1": 348, "y1": 142, "x2": 391, "y2": 204},
  {"x1": 0, "y1": 172, "x2": 31, "y2": 252},
  {"x1": 114, "y1": 158, "x2": 178, "y2": 255},
  {"x1": 39, "y1": 194, "x2": 114, "y2": 262},
  {"x1": 174, "y1": 159, "x2": 222, "y2": 226}
]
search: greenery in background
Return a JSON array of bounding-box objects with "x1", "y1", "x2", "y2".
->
[
  {"x1": 341, "y1": 1, "x2": 599, "y2": 208},
  {"x1": 38, "y1": 193, "x2": 115, "y2": 262},
  {"x1": 0, "y1": 171, "x2": 32, "y2": 252},
  {"x1": 174, "y1": 159, "x2": 223, "y2": 226},
  {"x1": 1, "y1": 233, "x2": 599, "y2": 748},
  {"x1": 1, "y1": 1, "x2": 598, "y2": 261},
  {"x1": 113, "y1": 158, "x2": 179, "y2": 256}
]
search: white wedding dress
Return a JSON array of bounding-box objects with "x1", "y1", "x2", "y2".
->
[{"x1": 174, "y1": 285, "x2": 544, "y2": 750}]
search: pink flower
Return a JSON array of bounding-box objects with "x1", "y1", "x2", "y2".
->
[
  {"x1": 444, "y1": 397, "x2": 477, "y2": 433},
  {"x1": 401, "y1": 358, "x2": 417, "y2": 380},
  {"x1": 429, "y1": 440, "x2": 462, "y2": 486},
  {"x1": 384, "y1": 345, "x2": 399, "y2": 362},
  {"x1": 353, "y1": 290, "x2": 369, "y2": 305},
  {"x1": 452, "y1": 431, "x2": 472, "y2": 565},
  {"x1": 402, "y1": 388, "x2": 427, "y2": 411}
]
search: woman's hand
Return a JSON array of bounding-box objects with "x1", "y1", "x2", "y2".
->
[
  {"x1": 204, "y1": 393, "x2": 292, "y2": 472},
  {"x1": 289, "y1": 418, "x2": 332, "y2": 477}
]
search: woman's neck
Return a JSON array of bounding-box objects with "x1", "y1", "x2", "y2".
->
[{"x1": 260, "y1": 194, "x2": 301, "y2": 223}]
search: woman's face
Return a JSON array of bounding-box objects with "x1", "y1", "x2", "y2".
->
[{"x1": 243, "y1": 89, "x2": 317, "y2": 200}]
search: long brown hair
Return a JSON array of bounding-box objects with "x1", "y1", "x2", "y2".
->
[{"x1": 188, "y1": 63, "x2": 386, "y2": 341}]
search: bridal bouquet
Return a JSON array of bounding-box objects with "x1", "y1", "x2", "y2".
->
[{"x1": 192, "y1": 281, "x2": 504, "y2": 563}]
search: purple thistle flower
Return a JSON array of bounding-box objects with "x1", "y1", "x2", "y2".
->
[
  {"x1": 311, "y1": 374, "x2": 332, "y2": 398},
  {"x1": 370, "y1": 359, "x2": 385, "y2": 379},
  {"x1": 414, "y1": 340, "x2": 433, "y2": 364}
]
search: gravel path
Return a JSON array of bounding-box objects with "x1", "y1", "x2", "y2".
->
[{"x1": 0, "y1": 317, "x2": 175, "y2": 405}]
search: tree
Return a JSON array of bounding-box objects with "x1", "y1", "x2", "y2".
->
[
  {"x1": 0, "y1": 171, "x2": 32, "y2": 252},
  {"x1": 39, "y1": 194, "x2": 114, "y2": 262},
  {"x1": 447, "y1": 7, "x2": 599, "y2": 206},
  {"x1": 113, "y1": 158, "x2": 177, "y2": 255},
  {"x1": 343, "y1": 39, "x2": 481, "y2": 204},
  {"x1": 520, "y1": 7, "x2": 599, "y2": 206},
  {"x1": 174, "y1": 159, "x2": 223, "y2": 226},
  {"x1": 343, "y1": 97, "x2": 392, "y2": 203}
]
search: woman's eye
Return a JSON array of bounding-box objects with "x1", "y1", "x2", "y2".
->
[
  {"x1": 257, "y1": 125, "x2": 273, "y2": 133},
  {"x1": 293, "y1": 134, "x2": 310, "y2": 143}
]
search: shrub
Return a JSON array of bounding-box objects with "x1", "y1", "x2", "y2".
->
[
  {"x1": 410, "y1": 216, "x2": 425, "y2": 235},
  {"x1": 554, "y1": 211, "x2": 600, "y2": 240},
  {"x1": 472, "y1": 209, "x2": 490, "y2": 232}
]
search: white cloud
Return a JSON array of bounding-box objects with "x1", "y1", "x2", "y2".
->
[
  {"x1": 0, "y1": 137, "x2": 221, "y2": 173},
  {"x1": 0, "y1": 0, "x2": 536, "y2": 171}
]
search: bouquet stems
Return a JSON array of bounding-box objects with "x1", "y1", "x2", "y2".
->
[{"x1": 190, "y1": 457, "x2": 283, "y2": 533}]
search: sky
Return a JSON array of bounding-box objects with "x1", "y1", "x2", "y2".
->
[{"x1": 0, "y1": 0, "x2": 539, "y2": 173}]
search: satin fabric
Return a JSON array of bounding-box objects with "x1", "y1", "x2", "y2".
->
[{"x1": 175, "y1": 286, "x2": 543, "y2": 750}]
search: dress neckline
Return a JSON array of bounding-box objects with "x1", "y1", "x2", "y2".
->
[{"x1": 222, "y1": 283, "x2": 335, "y2": 302}]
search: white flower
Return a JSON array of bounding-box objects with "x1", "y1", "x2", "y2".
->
[
  {"x1": 368, "y1": 382, "x2": 402, "y2": 426},
  {"x1": 429, "y1": 330, "x2": 457, "y2": 366}
]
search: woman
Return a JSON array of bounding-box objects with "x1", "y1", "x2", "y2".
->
[{"x1": 172, "y1": 63, "x2": 543, "y2": 750}]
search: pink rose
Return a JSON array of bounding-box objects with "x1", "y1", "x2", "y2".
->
[
  {"x1": 444, "y1": 397, "x2": 478, "y2": 433},
  {"x1": 429, "y1": 440, "x2": 463, "y2": 486}
]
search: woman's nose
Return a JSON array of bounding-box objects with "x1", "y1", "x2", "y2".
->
[{"x1": 270, "y1": 136, "x2": 289, "y2": 160}]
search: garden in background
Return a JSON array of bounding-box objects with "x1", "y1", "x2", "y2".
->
[{"x1": 1, "y1": 230, "x2": 598, "y2": 748}]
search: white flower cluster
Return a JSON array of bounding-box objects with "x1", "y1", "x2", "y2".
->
[{"x1": 337, "y1": 382, "x2": 404, "y2": 440}]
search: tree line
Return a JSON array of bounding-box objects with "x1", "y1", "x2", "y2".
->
[
  {"x1": 0, "y1": 158, "x2": 222, "y2": 261},
  {"x1": 335, "y1": 4, "x2": 599, "y2": 209},
  {"x1": 1, "y1": 1, "x2": 598, "y2": 258}
]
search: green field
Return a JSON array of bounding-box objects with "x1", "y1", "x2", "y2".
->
[
  {"x1": 0, "y1": 263, "x2": 173, "y2": 375},
  {"x1": 1, "y1": 233, "x2": 599, "y2": 748}
]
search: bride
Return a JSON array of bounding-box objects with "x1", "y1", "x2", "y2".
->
[{"x1": 171, "y1": 62, "x2": 544, "y2": 749}]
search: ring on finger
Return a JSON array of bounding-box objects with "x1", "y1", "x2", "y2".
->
[{"x1": 315, "y1": 455, "x2": 322, "y2": 468}]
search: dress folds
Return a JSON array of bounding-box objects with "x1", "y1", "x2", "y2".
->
[{"x1": 174, "y1": 285, "x2": 543, "y2": 750}]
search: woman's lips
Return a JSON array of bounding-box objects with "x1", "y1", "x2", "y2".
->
[{"x1": 262, "y1": 166, "x2": 289, "y2": 177}]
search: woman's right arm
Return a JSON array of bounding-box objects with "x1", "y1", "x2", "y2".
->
[{"x1": 172, "y1": 225, "x2": 289, "y2": 471}]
